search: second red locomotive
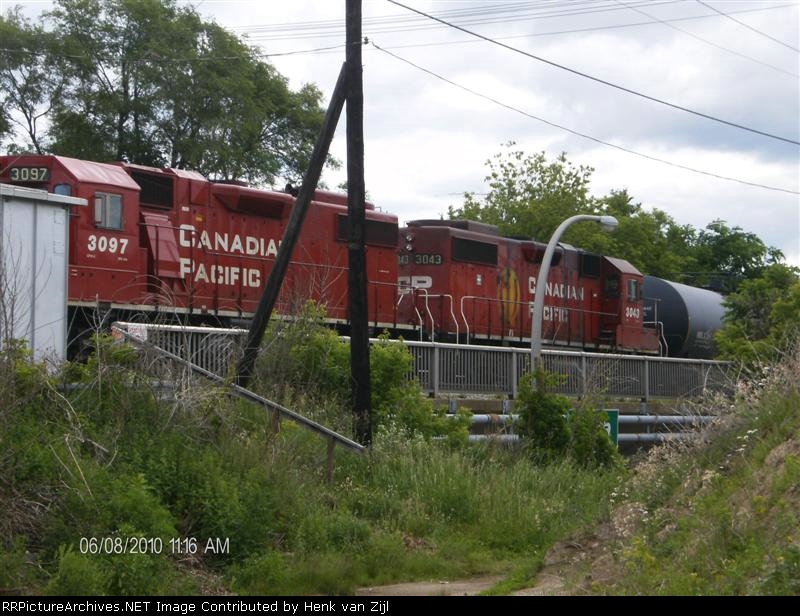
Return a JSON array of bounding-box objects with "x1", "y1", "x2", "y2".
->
[{"x1": 397, "y1": 219, "x2": 660, "y2": 354}]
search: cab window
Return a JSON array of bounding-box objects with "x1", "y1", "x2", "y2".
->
[
  {"x1": 627, "y1": 279, "x2": 640, "y2": 302},
  {"x1": 94, "y1": 192, "x2": 123, "y2": 230}
]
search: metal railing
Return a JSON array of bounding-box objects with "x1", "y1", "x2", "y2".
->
[
  {"x1": 110, "y1": 323, "x2": 365, "y2": 465},
  {"x1": 113, "y1": 322, "x2": 248, "y2": 378},
  {"x1": 111, "y1": 322, "x2": 730, "y2": 401},
  {"x1": 403, "y1": 340, "x2": 730, "y2": 399}
]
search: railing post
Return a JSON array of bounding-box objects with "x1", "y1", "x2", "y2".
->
[
  {"x1": 643, "y1": 355, "x2": 650, "y2": 401},
  {"x1": 511, "y1": 350, "x2": 519, "y2": 399},
  {"x1": 580, "y1": 353, "x2": 587, "y2": 397},
  {"x1": 432, "y1": 343, "x2": 440, "y2": 397}
]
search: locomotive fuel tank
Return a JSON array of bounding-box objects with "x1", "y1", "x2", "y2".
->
[{"x1": 642, "y1": 276, "x2": 725, "y2": 359}]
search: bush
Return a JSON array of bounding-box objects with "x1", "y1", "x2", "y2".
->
[
  {"x1": 516, "y1": 369, "x2": 618, "y2": 468},
  {"x1": 567, "y1": 404, "x2": 619, "y2": 469},
  {"x1": 516, "y1": 369, "x2": 571, "y2": 461},
  {"x1": 253, "y1": 303, "x2": 468, "y2": 442},
  {"x1": 45, "y1": 548, "x2": 109, "y2": 596}
]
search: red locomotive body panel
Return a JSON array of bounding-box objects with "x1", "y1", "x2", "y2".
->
[
  {"x1": 399, "y1": 220, "x2": 659, "y2": 353},
  {"x1": 0, "y1": 155, "x2": 400, "y2": 328}
]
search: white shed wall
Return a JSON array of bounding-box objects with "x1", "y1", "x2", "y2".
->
[{"x1": 0, "y1": 185, "x2": 85, "y2": 362}]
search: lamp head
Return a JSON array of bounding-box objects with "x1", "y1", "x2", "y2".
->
[{"x1": 598, "y1": 215, "x2": 619, "y2": 232}]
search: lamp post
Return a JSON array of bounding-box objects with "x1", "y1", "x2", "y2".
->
[{"x1": 530, "y1": 214, "x2": 619, "y2": 371}]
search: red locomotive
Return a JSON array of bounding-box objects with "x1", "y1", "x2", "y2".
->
[
  {"x1": 0, "y1": 155, "x2": 400, "y2": 343},
  {"x1": 0, "y1": 154, "x2": 722, "y2": 358},
  {"x1": 397, "y1": 219, "x2": 660, "y2": 354}
]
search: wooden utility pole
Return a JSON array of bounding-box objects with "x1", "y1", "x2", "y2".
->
[
  {"x1": 235, "y1": 64, "x2": 348, "y2": 389},
  {"x1": 346, "y1": 0, "x2": 372, "y2": 446}
]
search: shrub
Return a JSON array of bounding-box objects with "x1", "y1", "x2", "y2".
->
[
  {"x1": 45, "y1": 548, "x2": 109, "y2": 596},
  {"x1": 516, "y1": 369, "x2": 618, "y2": 468},
  {"x1": 567, "y1": 404, "x2": 619, "y2": 469},
  {"x1": 253, "y1": 303, "x2": 468, "y2": 442},
  {"x1": 516, "y1": 369, "x2": 571, "y2": 461}
]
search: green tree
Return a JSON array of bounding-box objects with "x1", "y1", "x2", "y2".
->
[
  {"x1": 0, "y1": 10, "x2": 66, "y2": 153},
  {"x1": 688, "y1": 220, "x2": 782, "y2": 292},
  {"x1": 716, "y1": 264, "x2": 800, "y2": 365},
  {"x1": 449, "y1": 145, "x2": 596, "y2": 243},
  {"x1": 1, "y1": 0, "x2": 328, "y2": 184},
  {"x1": 589, "y1": 190, "x2": 696, "y2": 278},
  {"x1": 449, "y1": 145, "x2": 782, "y2": 288},
  {"x1": 449, "y1": 145, "x2": 697, "y2": 276}
]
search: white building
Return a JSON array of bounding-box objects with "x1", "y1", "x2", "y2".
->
[{"x1": 0, "y1": 184, "x2": 86, "y2": 362}]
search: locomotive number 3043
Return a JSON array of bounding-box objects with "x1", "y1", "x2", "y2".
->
[
  {"x1": 88, "y1": 234, "x2": 128, "y2": 254},
  {"x1": 625, "y1": 306, "x2": 641, "y2": 319}
]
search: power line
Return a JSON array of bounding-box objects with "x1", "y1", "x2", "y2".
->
[
  {"x1": 613, "y1": 0, "x2": 799, "y2": 78},
  {"x1": 237, "y1": 1, "x2": 684, "y2": 41},
  {"x1": 235, "y1": 1, "x2": 659, "y2": 32},
  {"x1": 341, "y1": 3, "x2": 796, "y2": 67},
  {"x1": 695, "y1": 0, "x2": 799, "y2": 53},
  {"x1": 384, "y1": 0, "x2": 800, "y2": 146},
  {"x1": 371, "y1": 42, "x2": 799, "y2": 196}
]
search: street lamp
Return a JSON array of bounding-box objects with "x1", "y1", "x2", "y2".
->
[{"x1": 530, "y1": 214, "x2": 619, "y2": 370}]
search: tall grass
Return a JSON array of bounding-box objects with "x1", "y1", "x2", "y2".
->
[
  {"x1": 610, "y1": 348, "x2": 800, "y2": 595},
  {"x1": 0, "y1": 330, "x2": 623, "y2": 595}
]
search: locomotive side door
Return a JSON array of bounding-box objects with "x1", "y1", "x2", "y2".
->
[{"x1": 601, "y1": 273, "x2": 621, "y2": 347}]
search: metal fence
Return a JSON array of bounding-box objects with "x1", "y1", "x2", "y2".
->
[
  {"x1": 112, "y1": 322, "x2": 730, "y2": 400},
  {"x1": 112, "y1": 322, "x2": 247, "y2": 378},
  {"x1": 404, "y1": 340, "x2": 730, "y2": 399},
  {"x1": 110, "y1": 323, "x2": 365, "y2": 463}
]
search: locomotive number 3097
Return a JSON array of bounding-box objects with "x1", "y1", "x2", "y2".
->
[
  {"x1": 9, "y1": 166, "x2": 50, "y2": 182},
  {"x1": 88, "y1": 234, "x2": 129, "y2": 254}
]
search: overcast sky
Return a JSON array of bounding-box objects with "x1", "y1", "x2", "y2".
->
[{"x1": 9, "y1": 0, "x2": 800, "y2": 265}]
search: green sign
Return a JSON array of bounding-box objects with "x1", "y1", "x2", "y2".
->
[{"x1": 603, "y1": 409, "x2": 619, "y2": 445}]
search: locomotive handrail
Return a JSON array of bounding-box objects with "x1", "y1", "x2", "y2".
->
[
  {"x1": 410, "y1": 290, "x2": 459, "y2": 343},
  {"x1": 416, "y1": 288, "x2": 437, "y2": 343},
  {"x1": 458, "y1": 294, "x2": 618, "y2": 343}
]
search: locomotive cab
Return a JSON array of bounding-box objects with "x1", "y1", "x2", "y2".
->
[
  {"x1": 0, "y1": 155, "x2": 143, "y2": 309},
  {"x1": 600, "y1": 257, "x2": 658, "y2": 353}
]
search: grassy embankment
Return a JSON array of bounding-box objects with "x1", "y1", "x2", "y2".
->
[
  {"x1": 606, "y1": 352, "x2": 800, "y2": 595},
  {"x1": 8, "y1": 310, "x2": 793, "y2": 596},
  {"x1": 524, "y1": 350, "x2": 800, "y2": 596},
  {"x1": 0, "y1": 321, "x2": 622, "y2": 596}
]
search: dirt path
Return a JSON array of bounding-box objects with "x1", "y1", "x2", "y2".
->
[
  {"x1": 514, "y1": 502, "x2": 645, "y2": 595},
  {"x1": 356, "y1": 575, "x2": 503, "y2": 596},
  {"x1": 355, "y1": 502, "x2": 645, "y2": 596}
]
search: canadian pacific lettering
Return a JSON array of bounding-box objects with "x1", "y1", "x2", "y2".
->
[
  {"x1": 528, "y1": 276, "x2": 585, "y2": 301},
  {"x1": 178, "y1": 224, "x2": 281, "y2": 257},
  {"x1": 176, "y1": 224, "x2": 282, "y2": 288}
]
